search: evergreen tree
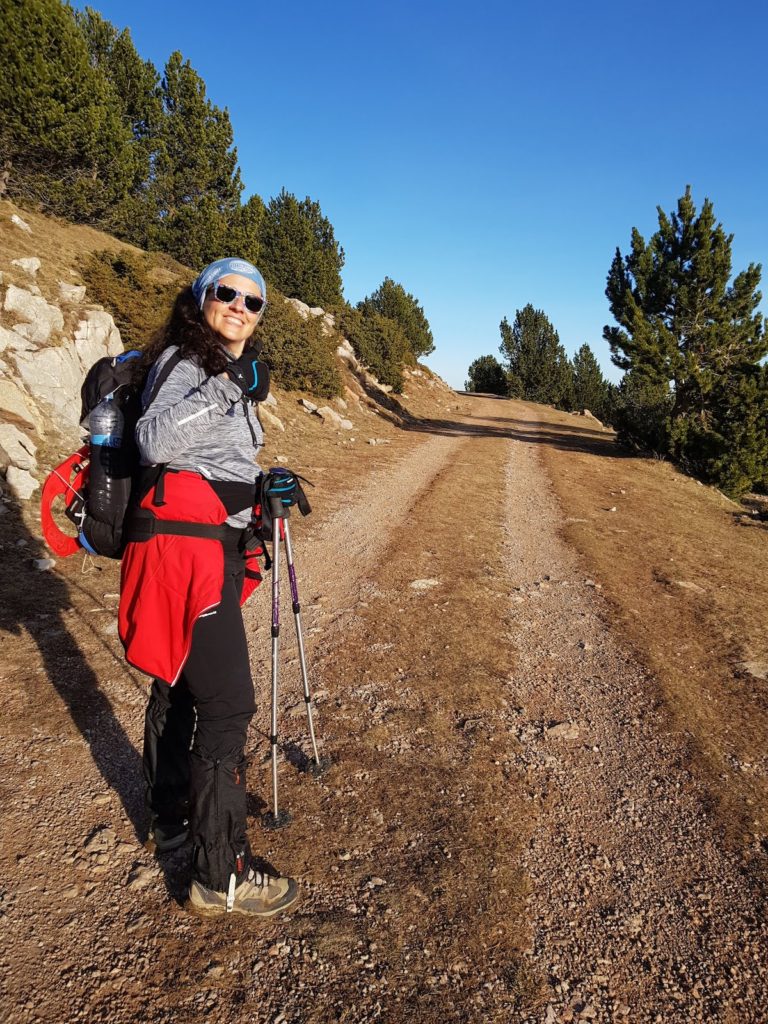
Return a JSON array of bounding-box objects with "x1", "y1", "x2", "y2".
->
[
  {"x1": 572, "y1": 343, "x2": 611, "y2": 418},
  {"x1": 358, "y1": 278, "x2": 434, "y2": 359},
  {"x1": 605, "y1": 186, "x2": 767, "y2": 493},
  {"x1": 337, "y1": 305, "x2": 408, "y2": 392},
  {"x1": 0, "y1": 0, "x2": 134, "y2": 220},
  {"x1": 465, "y1": 355, "x2": 508, "y2": 395},
  {"x1": 75, "y1": 7, "x2": 163, "y2": 240},
  {"x1": 227, "y1": 194, "x2": 266, "y2": 268},
  {"x1": 259, "y1": 189, "x2": 344, "y2": 307},
  {"x1": 150, "y1": 51, "x2": 243, "y2": 266},
  {"x1": 499, "y1": 305, "x2": 574, "y2": 408}
]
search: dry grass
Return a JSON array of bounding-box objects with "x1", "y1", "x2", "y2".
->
[{"x1": 528, "y1": 403, "x2": 768, "y2": 862}]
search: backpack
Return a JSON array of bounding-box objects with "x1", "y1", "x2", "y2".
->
[{"x1": 40, "y1": 349, "x2": 181, "y2": 559}]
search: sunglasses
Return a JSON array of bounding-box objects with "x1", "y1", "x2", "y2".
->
[{"x1": 209, "y1": 283, "x2": 266, "y2": 315}]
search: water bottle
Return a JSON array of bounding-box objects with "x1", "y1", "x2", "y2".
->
[{"x1": 84, "y1": 393, "x2": 131, "y2": 554}]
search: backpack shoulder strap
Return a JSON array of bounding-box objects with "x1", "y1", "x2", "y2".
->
[{"x1": 144, "y1": 349, "x2": 185, "y2": 412}]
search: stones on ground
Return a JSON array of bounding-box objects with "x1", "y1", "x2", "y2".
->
[
  {"x1": 299, "y1": 398, "x2": 318, "y2": 414},
  {"x1": 32, "y1": 558, "x2": 56, "y2": 571},
  {"x1": 546, "y1": 721, "x2": 581, "y2": 741},
  {"x1": 673, "y1": 580, "x2": 706, "y2": 594},
  {"x1": 103, "y1": 621, "x2": 119, "y2": 636},
  {"x1": 264, "y1": 391, "x2": 278, "y2": 407},
  {"x1": 127, "y1": 864, "x2": 158, "y2": 890},
  {"x1": 10, "y1": 213, "x2": 32, "y2": 233},
  {"x1": 738, "y1": 661, "x2": 768, "y2": 681},
  {"x1": 258, "y1": 405, "x2": 285, "y2": 432},
  {"x1": 11, "y1": 256, "x2": 41, "y2": 277},
  {"x1": 410, "y1": 578, "x2": 440, "y2": 590}
]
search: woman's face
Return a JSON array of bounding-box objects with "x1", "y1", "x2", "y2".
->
[{"x1": 202, "y1": 273, "x2": 264, "y2": 355}]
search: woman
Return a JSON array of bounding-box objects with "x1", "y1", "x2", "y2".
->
[{"x1": 118, "y1": 257, "x2": 298, "y2": 918}]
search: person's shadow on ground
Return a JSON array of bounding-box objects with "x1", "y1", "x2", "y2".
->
[{"x1": 0, "y1": 491, "x2": 191, "y2": 895}]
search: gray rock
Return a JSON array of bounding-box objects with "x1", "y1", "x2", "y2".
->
[
  {"x1": 0, "y1": 424, "x2": 37, "y2": 472},
  {"x1": 33, "y1": 557, "x2": 56, "y2": 571},
  {"x1": 10, "y1": 214, "x2": 32, "y2": 233},
  {"x1": 58, "y1": 281, "x2": 87, "y2": 304},
  {"x1": 546, "y1": 721, "x2": 581, "y2": 740},
  {"x1": 308, "y1": 306, "x2": 324, "y2": 317},
  {"x1": 316, "y1": 405, "x2": 343, "y2": 426},
  {"x1": 5, "y1": 465, "x2": 39, "y2": 499},
  {"x1": 285, "y1": 297, "x2": 310, "y2": 319},
  {"x1": 0, "y1": 380, "x2": 41, "y2": 433},
  {"x1": 3, "y1": 285, "x2": 63, "y2": 345},
  {"x1": 257, "y1": 404, "x2": 285, "y2": 432},
  {"x1": 0, "y1": 325, "x2": 30, "y2": 354},
  {"x1": 10, "y1": 256, "x2": 41, "y2": 277},
  {"x1": 264, "y1": 392, "x2": 278, "y2": 407},
  {"x1": 299, "y1": 398, "x2": 318, "y2": 414}
]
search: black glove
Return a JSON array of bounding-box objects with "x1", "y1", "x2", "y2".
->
[{"x1": 222, "y1": 353, "x2": 270, "y2": 402}]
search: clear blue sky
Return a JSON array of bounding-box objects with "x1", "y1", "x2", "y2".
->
[{"x1": 74, "y1": 0, "x2": 768, "y2": 389}]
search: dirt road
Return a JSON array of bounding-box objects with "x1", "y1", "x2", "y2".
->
[{"x1": 1, "y1": 396, "x2": 766, "y2": 1023}]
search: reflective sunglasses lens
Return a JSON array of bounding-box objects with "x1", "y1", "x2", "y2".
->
[
  {"x1": 214, "y1": 284, "x2": 237, "y2": 303},
  {"x1": 244, "y1": 295, "x2": 265, "y2": 314}
]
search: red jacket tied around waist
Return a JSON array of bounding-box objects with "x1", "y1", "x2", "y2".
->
[{"x1": 119, "y1": 471, "x2": 261, "y2": 685}]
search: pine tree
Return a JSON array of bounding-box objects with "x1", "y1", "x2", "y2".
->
[
  {"x1": 0, "y1": 0, "x2": 134, "y2": 220},
  {"x1": 259, "y1": 189, "x2": 345, "y2": 307},
  {"x1": 75, "y1": 7, "x2": 163, "y2": 241},
  {"x1": 572, "y1": 344, "x2": 611, "y2": 418},
  {"x1": 605, "y1": 186, "x2": 766, "y2": 492},
  {"x1": 499, "y1": 305, "x2": 574, "y2": 408},
  {"x1": 465, "y1": 355, "x2": 508, "y2": 395},
  {"x1": 358, "y1": 278, "x2": 434, "y2": 359},
  {"x1": 227, "y1": 194, "x2": 266, "y2": 269},
  {"x1": 150, "y1": 51, "x2": 243, "y2": 267}
]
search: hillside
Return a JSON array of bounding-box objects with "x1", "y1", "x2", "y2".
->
[{"x1": 1, "y1": 207, "x2": 767, "y2": 1022}]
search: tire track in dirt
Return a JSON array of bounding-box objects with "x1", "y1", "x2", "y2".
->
[{"x1": 500, "y1": 415, "x2": 768, "y2": 1022}]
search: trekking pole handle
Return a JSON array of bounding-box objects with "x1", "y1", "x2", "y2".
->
[{"x1": 268, "y1": 493, "x2": 289, "y2": 520}]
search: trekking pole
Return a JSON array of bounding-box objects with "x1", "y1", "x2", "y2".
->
[
  {"x1": 263, "y1": 493, "x2": 292, "y2": 830},
  {"x1": 281, "y1": 515, "x2": 327, "y2": 777}
]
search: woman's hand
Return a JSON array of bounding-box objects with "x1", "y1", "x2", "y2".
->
[{"x1": 221, "y1": 354, "x2": 270, "y2": 403}]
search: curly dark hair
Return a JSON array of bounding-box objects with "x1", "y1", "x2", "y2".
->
[{"x1": 138, "y1": 286, "x2": 262, "y2": 379}]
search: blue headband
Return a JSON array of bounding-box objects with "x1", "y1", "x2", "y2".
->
[{"x1": 191, "y1": 258, "x2": 267, "y2": 310}]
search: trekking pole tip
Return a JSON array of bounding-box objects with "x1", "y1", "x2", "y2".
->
[{"x1": 262, "y1": 809, "x2": 293, "y2": 830}]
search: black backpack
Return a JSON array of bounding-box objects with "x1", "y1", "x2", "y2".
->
[{"x1": 71, "y1": 349, "x2": 182, "y2": 558}]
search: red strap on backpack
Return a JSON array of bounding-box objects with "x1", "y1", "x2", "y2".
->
[{"x1": 40, "y1": 445, "x2": 89, "y2": 557}]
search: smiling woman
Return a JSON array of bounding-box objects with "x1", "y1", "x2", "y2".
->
[{"x1": 116, "y1": 256, "x2": 298, "y2": 920}]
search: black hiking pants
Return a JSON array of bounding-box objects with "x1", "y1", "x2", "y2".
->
[{"x1": 143, "y1": 551, "x2": 256, "y2": 892}]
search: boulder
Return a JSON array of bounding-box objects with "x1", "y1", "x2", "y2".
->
[
  {"x1": 336, "y1": 338, "x2": 359, "y2": 368},
  {"x1": 299, "y1": 398, "x2": 318, "y2": 414},
  {"x1": 315, "y1": 405, "x2": 343, "y2": 426},
  {"x1": 257, "y1": 404, "x2": 285, "y2": 432},
  {"x1": 5, "y1": 465, "x2": 38, "y2": 499},
  {"x1": 0, "y1": 423, "x2": 37, "y2": 472},
  {"x1": 11, "y1": 256, "x2": 41, "y2": 277},
  {"x1": 285, "y1": 297, "x2": 310, "y2": 320},
  {"x1": 264, "y1": 392, "x2": 278, "y2": 407},
  {"x1": 10, "y1": 214, "x2": 32, "y2": 233},
  {"x1": 308, "y1": 306, "x2": 324, "y2": 317},
  {"x1": 3, "y1": 285, "x2": 63, "y2": 345},
  {"x1": 0, "y1": 379, "x2": 42, "y2": 433},
  {"x1": 59, "y1": 281, "x2": 87, "y2": 304},
  {"x1": 0, "y1": 325, "x2": 30, "y2": 354},
  {"x1": 13, "y1": 344, "x2": 86, "y2": 430},
  {"x1": 72, "y1": 309, "x2": 122, "y2": 367}
]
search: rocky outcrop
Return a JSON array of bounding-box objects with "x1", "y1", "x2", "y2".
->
[{"x1": 0, "y1": 249, "x2": 123, "y2": 499}]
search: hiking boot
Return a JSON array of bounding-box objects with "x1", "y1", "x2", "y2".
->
[
  {"x1": 186, "y1": 867, "x2": 298, "y2": 918},
  {"x1": 146, "y1": 819, "x2": 189, "y2": 853}
]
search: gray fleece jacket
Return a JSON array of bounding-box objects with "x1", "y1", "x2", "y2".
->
[{"x1": 135, "y1": 346, "x2": 264, "y2": 527}]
